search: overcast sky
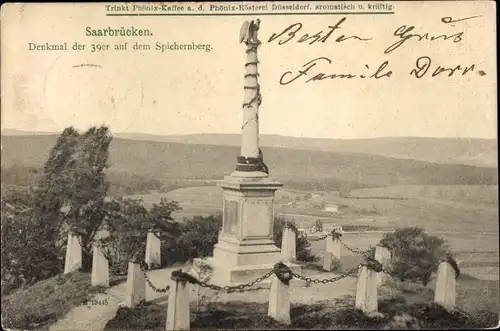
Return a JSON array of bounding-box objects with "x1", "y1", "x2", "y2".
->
[{"x1": 1, "y1": 2, "x2": 496, "y2": 139}]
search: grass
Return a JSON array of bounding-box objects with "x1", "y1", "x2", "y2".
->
[
  {"x1": 104, "y1": 291, "x2": 499, "y2": 330},
  {"x1": 1, "y1": 271, "x2": 125, "y2": 331}
]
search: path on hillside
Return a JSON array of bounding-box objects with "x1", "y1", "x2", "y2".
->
[
  {"x1": 48, "y1": 266, "x2": 358, "y2": 331},
  {"x1": 48, "y1": 266, "x2": 179, "y2": 331}
]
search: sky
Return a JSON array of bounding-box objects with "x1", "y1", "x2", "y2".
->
[{"x1": 0, "y1": 1, "x2": 497, "y2": 139}]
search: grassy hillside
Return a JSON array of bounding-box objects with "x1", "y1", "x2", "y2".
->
[
  {"x1": 2, "y1": 131, "x2": 497, "y2": 167},
  {"x1": 1, "y1": 135, "x2": 497, "y2": 190},
  {"x1": 112, "y1": 133, "x2": 497, "y2": 168}
]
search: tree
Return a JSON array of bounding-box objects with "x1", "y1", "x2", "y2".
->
[
  {"x1": 166, "y1": 214, "x2": 222, "y2": 266},
  {"x1": 17, "y1": 127, "x2": 81, "y2": 283},
  {"x1": 104, "y1": 197, "x2": 150, "y2": 273},
  {"x1": 65, "y1": 126, "x2": 112, "y2": 270},
  {"x1": 148, "y1": 198, "x2": 182, "y2": 242},
  {"x1": 380, "y1": 227, "x2": 452, "y2": 285}
]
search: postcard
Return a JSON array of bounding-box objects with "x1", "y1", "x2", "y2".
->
[{"x1": 1, "y1": 2, "x2": 498, "y2": 330}]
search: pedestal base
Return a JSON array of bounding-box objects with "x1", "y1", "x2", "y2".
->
[{"x1": 204, "y1": 174, "x2": 302, "y2": 287}]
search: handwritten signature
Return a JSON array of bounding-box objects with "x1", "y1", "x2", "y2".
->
[{"x1": 279, "y1": 56, "x2": 479, "y2": 85}]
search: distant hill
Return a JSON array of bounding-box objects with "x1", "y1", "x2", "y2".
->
[
  {"x1": 2, "y1": 130, "x2": 496, "y2": 167},
  {"x1": 113, "y1": 133, "x2": 498, "y2": 168},
  {"x1": 1, "y1": 134, "x2": 497, "y2": 189}
]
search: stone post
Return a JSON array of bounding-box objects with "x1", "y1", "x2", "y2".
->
[
  {"x1": 64, "y1": 231, "x2": 82, "y2": 274},
  {"x1": 355, "y1": 265, "x2": 378, "y2": 314},
  {"x1": 268, "y1": 274, "x2": 291, "y2": 325},
  {"x1": 91, "y1": 242, "x2": 109, "y2": 287},
  {"x1": 124, "y1": 260, "x2": 146, "y2": 308},
  {"x1": 323, "y1": 229, "x2": 341, "y2": 271},
  {"x1": 166, "y1": 271, "x2": 190, "y2": 331},
  {"x1": 281, "y1": 226, "x2": 296, "y2": 262},
  {"x1": 145, "y1": 229, "x2": 161, "y2": 269},
  {"x1": 375, "y1": 245, "x2": 392, "y2": 287},
  {"x1": 434, "y1": 261, "x2": 457, "y2": 310}
]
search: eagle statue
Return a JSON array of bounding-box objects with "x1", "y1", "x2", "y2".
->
[{"x1": 239, "y1": 19, "x2": 261, "y2": 44}]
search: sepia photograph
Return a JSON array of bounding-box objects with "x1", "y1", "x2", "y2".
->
[{"x1": 1, "y1": 1, "x2": 498, "y2": 330}]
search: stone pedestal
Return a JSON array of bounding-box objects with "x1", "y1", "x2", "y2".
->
[
  {"x1": 64, "y1": 232, "x2": 82, "y2": 274},
  {"x1": 124, "y1": 260, "x2": 146, "y2": 308},
  {"x1": 145, "y1": 230, "x2": 161, "y2": 269},
  {"x1": 434, "y1": 261, "x2": 456, "y2": 310},
  {"x1": 200, "y1": 175, "x2": 301, "y2": 286}
]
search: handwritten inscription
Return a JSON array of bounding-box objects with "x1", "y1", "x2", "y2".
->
[
  {"x1": 268, "y1": 18, "x2": 372, "y2": 46},
  {"x1": 269, "y1": 16, "x2": 485, "y2": 84},
  {"x1": 410, "y1": 56, "x2": 476, "y2": 78},
  {"x1": 280, "y1": 57, "x2": 392, "y2": 85}
]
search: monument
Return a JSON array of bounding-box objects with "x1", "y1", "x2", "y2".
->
[{"x1": 200, "y1": 19, "x2": 301, "y2": 286}]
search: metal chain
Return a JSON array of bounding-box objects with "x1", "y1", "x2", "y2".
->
[
  {"x1": 139, "y1": 262, "x2": 171, "y2": 293},
  {"x1": 339, "y1": 238, "x2": 373, "y2": 256},
  {"x1": 302, "y1": 233, "x2": 328, "y2": 242},
  {"x1": 290, "y1": 226, "x2": 328, "y2": 242},
  {"x1": 381, "y1": 267, "x2": 394, "y2": 276},
  {"x1": 292, "y1": 265, "x2": 361, "y2": 284},
  {"x1": 198, "y1": 269, "x2": 274, "y2": 293}
]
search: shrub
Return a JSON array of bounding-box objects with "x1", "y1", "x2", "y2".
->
[
  {"x1": 164, "y1": 214, "x2": 222, "y2": 266},
  {"x1": 273, "y1": 217, "x2": 318, "y2": 262},
  {"x1": 379, "y1": 227, "x2": 451, "y2": 285}
]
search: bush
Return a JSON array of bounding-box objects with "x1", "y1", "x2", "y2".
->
[
  {"x1": 273, "y1": 217, "x2": 318, "y2": 262},
  {"x1": 164, "y1": 214, "x2": 222, "y2": 266},
  {"x1": 379, "y1": 227, "x2": 451, "y2": 285}
]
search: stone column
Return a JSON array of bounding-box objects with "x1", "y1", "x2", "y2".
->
[
  {"x1": 281, "y1": 226, "x2": 296, "y2": 262},
  {"x1": 145, "y1": 229, "x2": 161, "y2": 269},
  {"x1": 240, "y1": 36, "x2": 260, "y2": 159},
  {"x1": 268, "y1": 274, "x2": 291, "y2": 324},
  {"x1": 64, "y1": 231, "x2": 82, "y2": 274},
  {"x1": 124, "y1": 260, "x2": 146, "y2": 308},
  {"x1": 375, "y1": 245, "x2": 392, "y2": 287},
  {"x1": 355, "y1": 265, "x2": 378, "y2": 314},
  {"x1": 91, "y1": 242, "x2": 110, "y2": 287},
  {"x1": 434, "y1": 261, "x2": 457, "y2": 310},
  {"x1": 166, "y1": 273, "x2": 190, "y2": 330}
]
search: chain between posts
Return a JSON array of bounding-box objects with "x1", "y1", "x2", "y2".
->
[
  {"x1": 285, "y1": 221, "x2": 328, "y2": 242},
  {"x1": 292, "y1": 265, "x2": 362, "y2": 284},
  {"x1": 138, "y1": 260, "x2": 171, "y2": 293},
  {"x1": 134, "y1": 257, "x2": 393, "y2": 295},
  {"x1": 338, "y1": 237, "x2": 374, "y2": 257},
  {"x1": 197, "y1": 270, "x2": 274, "y2": 293}
]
